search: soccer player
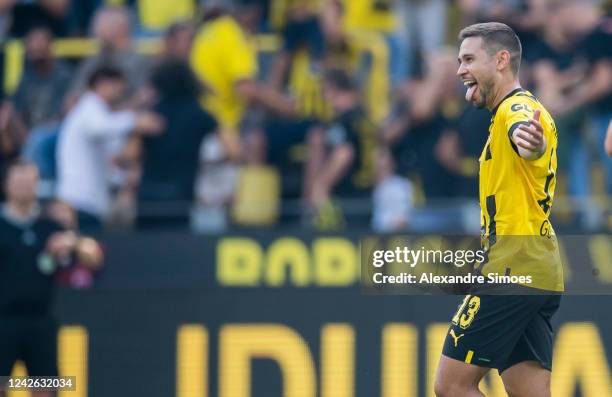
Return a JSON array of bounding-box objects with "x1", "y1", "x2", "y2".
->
[{"x1": 434, "y1": 23, "x2": 563, "y2": 397}]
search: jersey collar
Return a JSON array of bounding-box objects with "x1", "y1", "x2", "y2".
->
[{"x1": 491, "y1": 87, "x2": 524, "y2": 116}]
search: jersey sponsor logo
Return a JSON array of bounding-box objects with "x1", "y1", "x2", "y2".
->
[
  {"x1": 540, "y1": 220, "x2": 552, "y2": 237},
  {"x1": 510, "y1": 103, "x2": 534, "y2": 113}
]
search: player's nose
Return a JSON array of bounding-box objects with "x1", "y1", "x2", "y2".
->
[{"x1": 457, "y1": 63, "x2": 467, "y2": 77}]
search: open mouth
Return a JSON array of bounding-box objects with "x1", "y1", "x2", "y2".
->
[{"x1": 463, "y1": 80, "x2": 478, "y2": 102}]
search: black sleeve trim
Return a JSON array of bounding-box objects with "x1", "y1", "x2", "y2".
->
[
  {"x1": 507, "y1": 121, "x2": 530, "y2": 155},
  {"x1": 485, "y1": 195, "x2": 497, "y2": 245}
]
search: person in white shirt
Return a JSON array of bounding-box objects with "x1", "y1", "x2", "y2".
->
[
  {"x1": 57, "y1": 65, "x2": 162, "y2": 230},
  {"x1": 372, "y1": 147, "x2": 413, "y2": 232}
]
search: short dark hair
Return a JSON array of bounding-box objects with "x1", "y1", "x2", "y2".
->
[
  {"x1": 87, "y1": 65, "x2": 125, "y2": 88},
  {"x1": 323, "y1": 69, "x2": 356, "y2": 92},
  {"x1": 458, "y1": 22, "x2": 522, "y2": 74},
  {"x1": 151, "y1": 60, "x2": 201, "y2": 98}
]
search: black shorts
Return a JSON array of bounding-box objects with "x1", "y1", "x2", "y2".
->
[
  {"x1": 442, "y1": 292, "x2": 561, "y2": 373},
  {"x1": 0, "y1": 315, "x2": 58, "y2": 376}
]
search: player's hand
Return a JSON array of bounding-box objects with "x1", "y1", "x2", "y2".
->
[{"x1": 514, "y1": 109, "x2": 547, "y2": 159}]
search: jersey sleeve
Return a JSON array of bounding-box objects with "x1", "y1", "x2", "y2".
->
[
  {"x1": 503, "y1": 95, "x2": 539, "y2": 155},
  {"x1": 189, "y1": 18, "x2": 257, "y2": 86}
]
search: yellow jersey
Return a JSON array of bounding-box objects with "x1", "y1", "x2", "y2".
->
[
  {"x1": 137, "y1": 0, "x2": 194, "y2": 30},
  {"x1": 478, "y1": 88, "x2": 563, "y2": 292},
  {"x1": 342, "y1": 0, "x2": 396, "y2": 33},
  {"x1": 287, "y1": 50, "x2": 332, "y2": 121},
  {"x1": 190, "y1": 16, "x2": 257, "y2": 130}
]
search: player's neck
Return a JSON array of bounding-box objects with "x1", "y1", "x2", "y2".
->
[{"x1": 489, "y1": 80, "x2": 522, "y2": 111}]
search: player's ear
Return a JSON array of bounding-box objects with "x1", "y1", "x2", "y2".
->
[{"x1": 496, "y1": 50, "x2": 511, "y2": 72}]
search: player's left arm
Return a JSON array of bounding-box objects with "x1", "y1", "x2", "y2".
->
[{"x1": 509, "y1": 108, "x2": 547, "y2": 161}]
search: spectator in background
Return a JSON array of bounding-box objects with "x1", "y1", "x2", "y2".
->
[
  {"x1": 0, "y1": 161, "x2": 102, "y2": 393},
  {"x1": 531, "y1": 0, "x2": 604, "y2": 198},
  {"x1": 557, "y1": 2, "x2": 612, "y2": 195},
  {"x1": 532, "y1": 2, "x2": 596, "y2": 198},
  {"x1": 267, "y1": 0, "x2": 325, "y2": 91},
  {"x1": 263, "y1": 0, "x2": 337, "y2": 174},
  {"x1": 319, "y1": 0, "x2": 392, "y2": 122},
  {"x1": 372, "y1": 146, "x2": 413, "y2": 232},
  {"x1": 261, "y1": 1, "x2": 333, "y2": 202},
  {"x1": 0, "y1": 99, "x2": 27, "y2": 194},
  {"x1": 329, "y1": 0, "x2": 403, "y2": 84},
  {"x1": 160, "y1": 20, "x2": 195, "y2": 62},
  {"x1": 400, "y1": 0, "x2": 449, "y2": 79},
  {"x1": 113, "y1": 19, "x2": 198, "y2": 209},
  {"x1": 133, "y1": 60, "x2": 217, "y2": 228},
  {"x1": 383, "y1": 50, "x2": 458, "y2": 200},
  {"x1": 15, "y1": 25, "x2": 72, "y2": 186},
  {"x1": 305, "y1": 69, "x2": 375, "y2": 227},
  {"x1": 66, "y1": 6, "x2": 153, "y2": 220},
  {"x1": 56, "y1": 66, "x2": 163, "y2": 231},
  {"x1": 8, "y1": 0, "x2": 72, "y2": 38},
  {"x1": 434, "y1": 105, "x2": 490, "y2": 198},
  {"x1": 14, "y1": 25, "x2": 71, "y2": 131},
  {"x1": 69, "y1": 6, "x2": 150, "y2": 102},
  {"x1": 190, "y1": 0, "x2": 294, "y2": 160}
]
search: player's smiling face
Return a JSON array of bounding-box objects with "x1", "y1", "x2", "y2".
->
[{"x1": 457, "y1": 36, "x2": 496, "y2": 109}]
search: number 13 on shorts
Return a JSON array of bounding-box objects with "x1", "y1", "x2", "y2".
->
[{"x1": 452, "y1": 295, "x2": 481, "y2": 329}]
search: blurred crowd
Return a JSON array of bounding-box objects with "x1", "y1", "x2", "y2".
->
[{"x1": 0, "y1": 0, "x2": 610, "y2": 233}]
